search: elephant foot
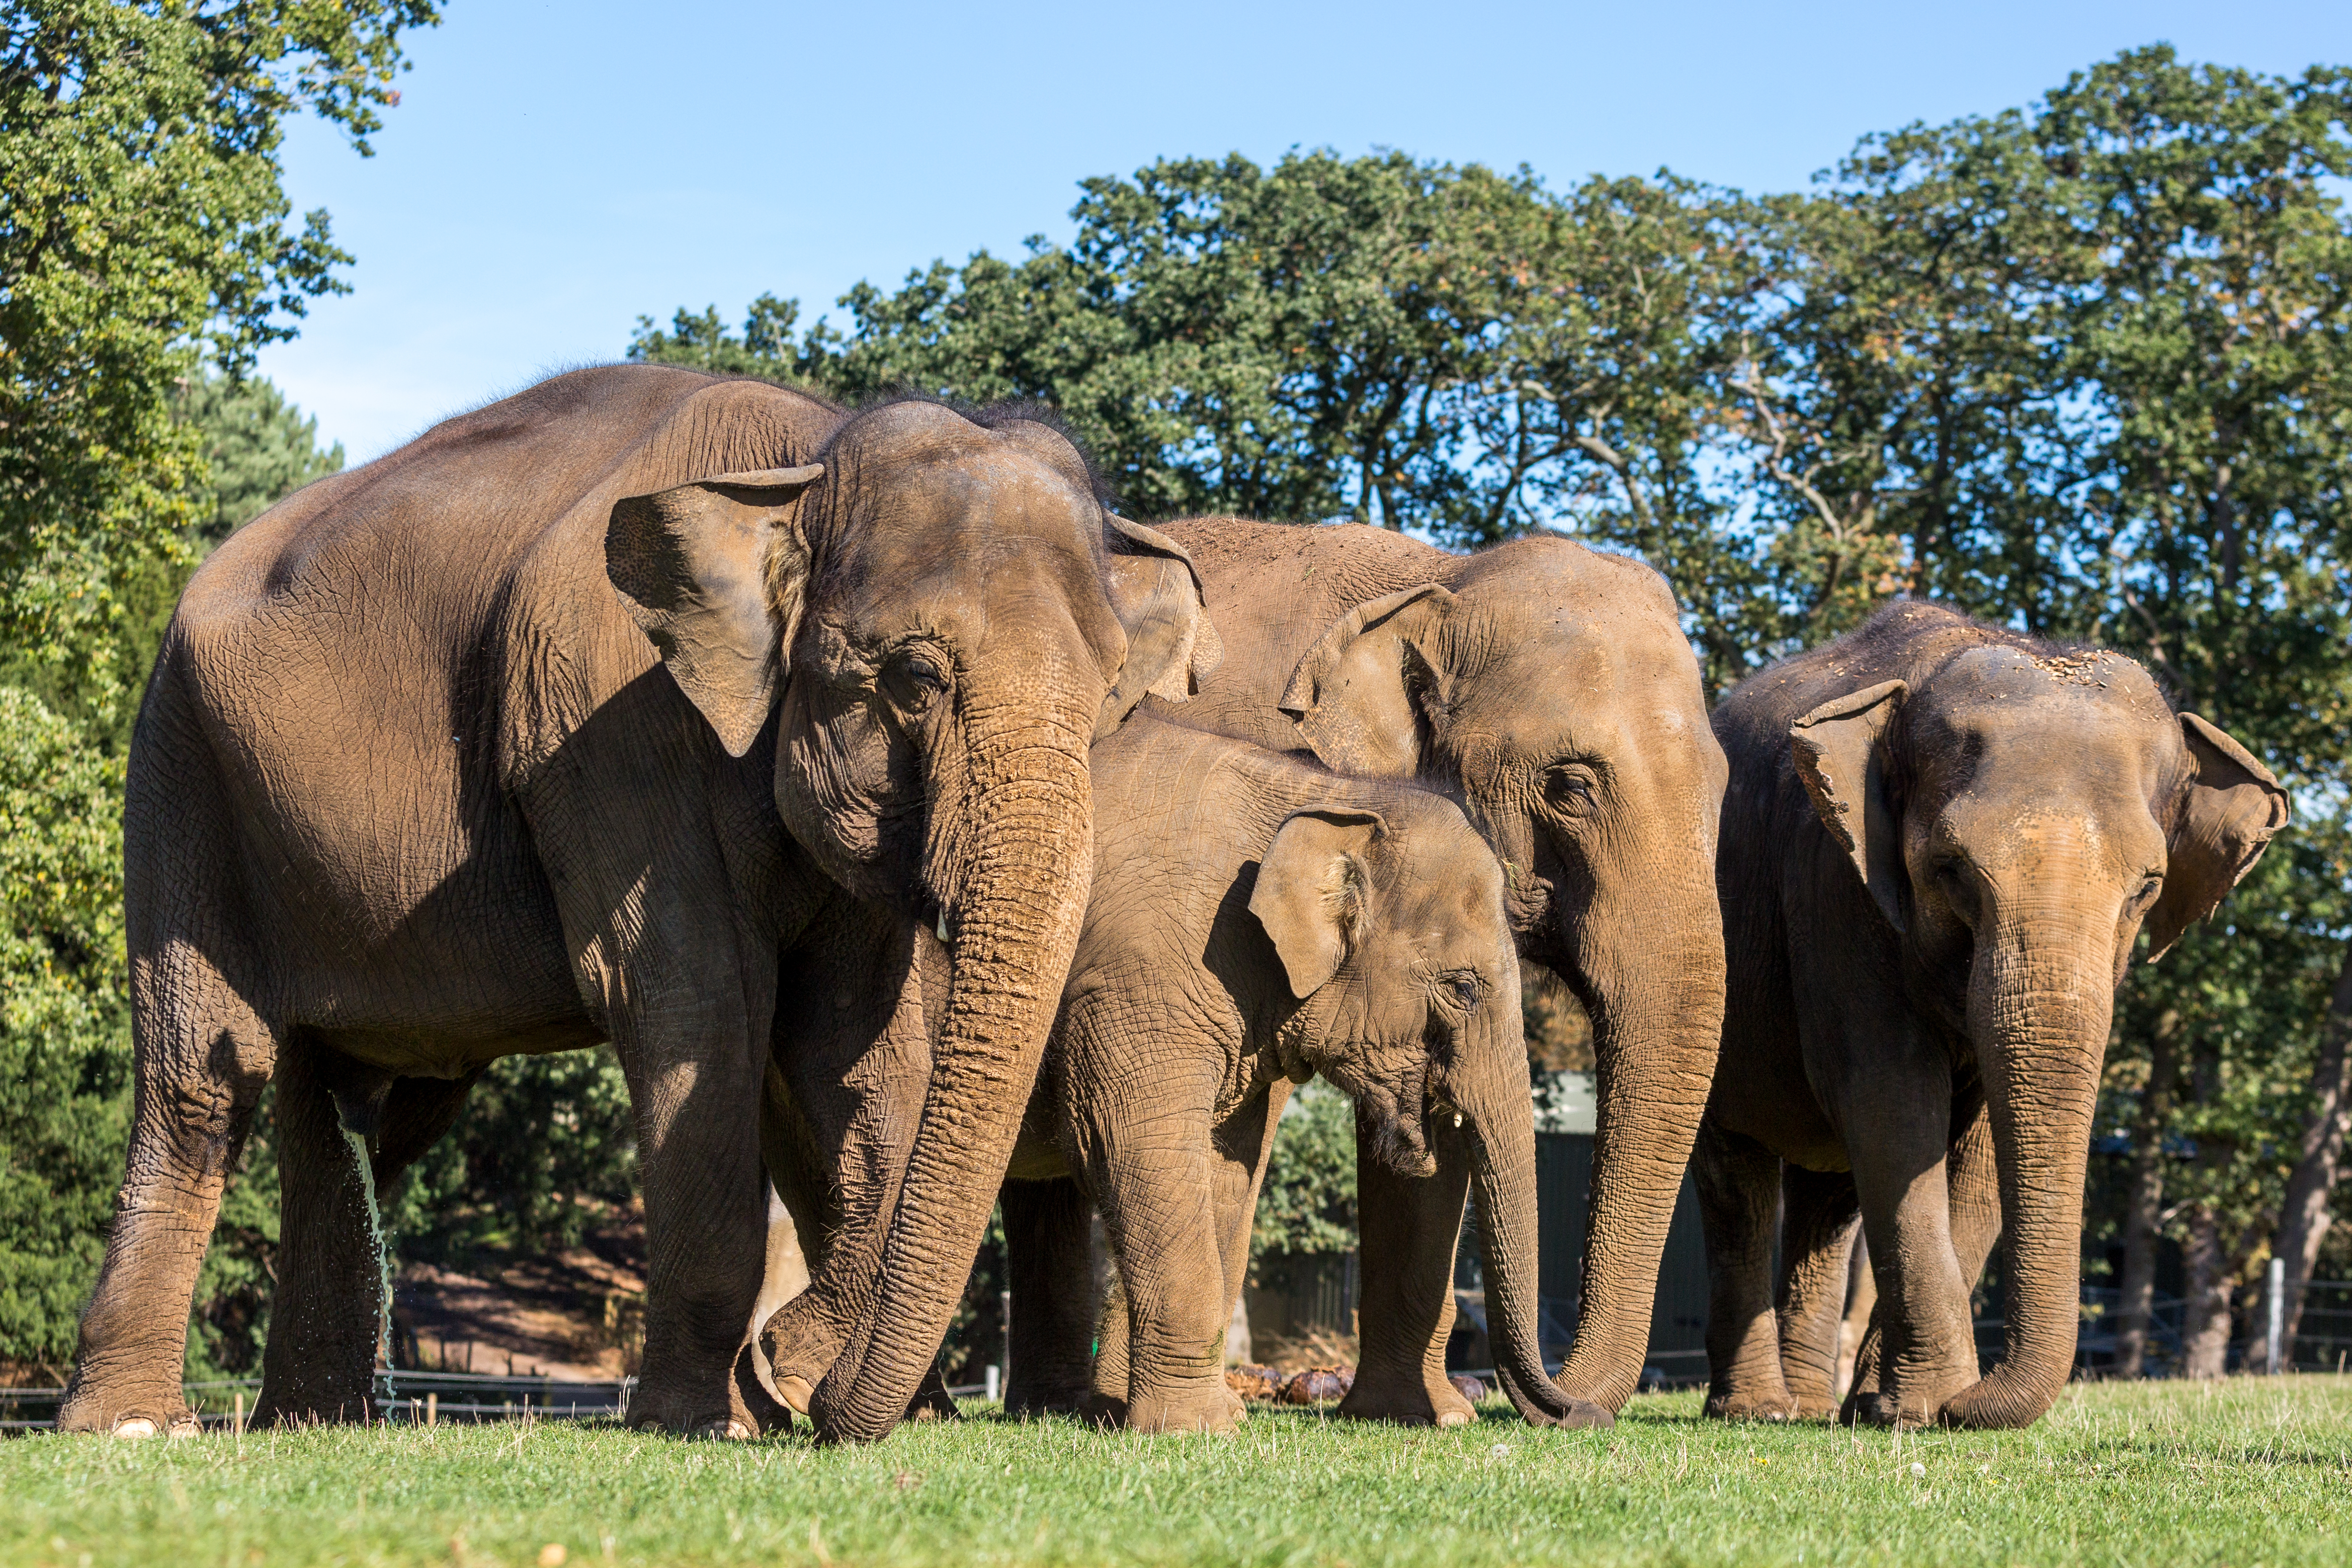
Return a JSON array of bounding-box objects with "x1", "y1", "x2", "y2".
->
[
  {"x1": 1078, "y1": 1392, "x2": 1128, "y2": 1428},
  {"x1": 1338, "y1": 1367, "x2": 1477, "y2": 1428},
  {"x1": 905, "y1": 1382, "x2": 961, "y2": 1422},
  {"x1": 1124, "y1": 1381, "x2": 1241, "y2": 1435},
  {"x1": 1005, "y1": 1378, "x2": 1092, "y2": 1418},
  {"x1": 1789, "y1": 1395, "x2": 1841, "y2": 1421},
  {"x1": 252, "y1": 1390, "x2": 375, "y2": 1429},
  {"x1": 1704, "y1": 1384, "x2": 1796, "y2": 1422},
  {"x1": 627, "y1": 1363, "x2": 761, "y2": 1438},
  {"x1": 55, "y1": 1382, "x2": 197, "y2": 1438}
]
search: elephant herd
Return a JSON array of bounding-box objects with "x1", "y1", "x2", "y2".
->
[{"x1": 56, "y1": 364, "x2": 2288, "y2": 1444}]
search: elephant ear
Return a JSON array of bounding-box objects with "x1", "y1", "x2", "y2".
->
[
  {"x1": 1277, "y1": 584, "x2": 1457, "y2": 776},
  {"x1": 1249, "y1": 808, "x2": 1384, "y2": 999},
  {"x1": 1095, "y1": 515, "x2": 1225, "y2": 739},
  {"x1": 2144, "y1": 713, "x2": 2291, "y2": 962},
  {"x1": 605, "y1": 465, "x2": 824, "y2": 757},
  {"x1": 1789, "y1": 679, "x2": 1909, "y2": 932}
]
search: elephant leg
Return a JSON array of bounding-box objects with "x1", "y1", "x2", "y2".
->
[
  {"x1": 758, "y1": 901, "x2": 942, "y2": 1417},
  {"x1": 1695, "y1": 1117, "x2": 1793, "y2": 1420},
  {"x1": 59, "y1": 938, "x2": 277, "y2": 1437},
  {"x1": 1341, "y1": 1097, "x2": 1476, "y2": 1427},
  {"x1": 1838, "y1": 1084, "x2": 1976, "y2": 1429},
  {"x1": 1076, "y1": 1056, "x2": 1233, "y2": 1434},
  {"x1": 1774, "y1": 1164, "x2": 1860, "y2": 1419},
  {"x1": 254, "y1": 1036, "x2": 398, "y2": 1427},
  {"x1": 1002, "y1": 1177, "x2": 1100, "y2": 1415},
  {"x1": 1845, "y1": 1105, "x2": 1999, "y2": 1420}
]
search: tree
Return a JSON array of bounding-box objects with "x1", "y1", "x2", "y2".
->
[{"x1": 0, "y1": 0, "x2": 435, "y2": 1382}]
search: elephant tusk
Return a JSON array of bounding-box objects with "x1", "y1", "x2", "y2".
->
[
  {"x1": 1453, "y1": 1111, "x2": 1464, "y2": 1129},
  {"x1": 936, "y1": 908, "x2": 948, "y2": 942}
]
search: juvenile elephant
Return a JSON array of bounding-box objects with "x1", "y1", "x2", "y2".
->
[
  {"x1": 1700, "y1": 602, "x2": 2288, "y2": 1429},
  {"x1": 998, "y1": 717, "x2": 1597, "y2": 1432},
  {"x1": 60, "y1": 365, "x2": 1212, "y2": 1443},
  {"x1": 1004, "y1": 517, "x2": 1727, "y2": 1424}
]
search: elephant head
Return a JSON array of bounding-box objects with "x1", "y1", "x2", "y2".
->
[
  {"x1": 1275, "y1": 538, "x2": 1727, "y2": 1408},
  {"x1": 1789, "y1": 626, "x2": 2288, "y2": 1426},
  {"x1": 605, "y1": 398, "x2": 1218, "y2": 1440},
  {"x1": 1248, "y1": 801, "x2": 1611, "y2": 1427}
]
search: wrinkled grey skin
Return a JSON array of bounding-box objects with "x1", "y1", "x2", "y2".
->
[
  {"x1": 58, "y1": 365, "x2": 1212, "y2": 1445},
  {"x1": 1000, "y1": 717, "x2": 1600, "y2": 1432},
  {"x1": 1002, "y1": 517, "x2": 1726, "y2": 1424},
  {"x1": 1702, "y1": 602, "x2": 2288, "y2": 1429}
]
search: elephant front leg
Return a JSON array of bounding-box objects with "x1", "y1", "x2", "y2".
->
[
  {"x1": 1774, "y1": 1163, "x2": 1861, "y2": 1419},
  {"x1": 1694, "y1": 1119, "x2": 1794, "y2": 1420},
  {"x1": 1340, "y1": 1100, "x2": 1477, "y2": 1428},
  {"x1": 609, "y1": 1006, "x2": 774, "y2": 1437},
  {"x1": 1086, "y1": 1097, "x2": 1236, "y2": 1434},
  {"x1": 1843, "y1": 1114, "x2": 1978, "y2": 1429}
]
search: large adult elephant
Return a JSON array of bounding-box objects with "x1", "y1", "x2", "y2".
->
[
  {"x1": 993, "y1": 516, "x2": 1729, "y2": 1425},
  {"x1": 58, "y1": 365, "x2": 1213, "y2": 1444},
  {"x1": 1699, "y1": 601, "x2": 2287, "y2": 1428}
]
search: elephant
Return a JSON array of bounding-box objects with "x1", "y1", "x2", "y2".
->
[
  {"x1": 991, "y1": 716, "x2": 1596, "y2": 1432},
  {"x1": 996, "y1": 516, "x2": 1728, "y2": 1425},
  {"x1": 1698, "y1": 600, "x2": 2288, "y2": 1429},
  {"x1": 58, "y1": 364, "x2": 1214, "y2": 1444}
]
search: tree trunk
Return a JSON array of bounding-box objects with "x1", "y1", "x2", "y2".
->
[
  {"x1": 2257, "y1": 940, "x2": 2352, "y2": 1370},
  {"x1": 2179, "y1": 1202, "x2": 2234, "y2": 1379},
  {"x1": 2113, "y1": 1008, "x2": 2181, "y2": 1379}
]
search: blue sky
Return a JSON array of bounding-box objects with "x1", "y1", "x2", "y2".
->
[{"x1": 256, "y1": 1, "x2": 2352, "y2": 461}]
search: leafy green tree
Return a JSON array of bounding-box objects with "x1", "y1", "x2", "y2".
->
[
  {"x1": 1250, "y1": 1081, "x2": 1358, "y2": 1263},
  {"x1": 0, "y1": 0, "x2": 434, "y2": 1383}
]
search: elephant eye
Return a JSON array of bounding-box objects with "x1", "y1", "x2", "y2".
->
[
  {"x1": 882, "y1": 647, "x2": 950, "y2": 713},
  {"x1": 1933, "y1": 858, "x2": 1978, "y2": 926},
  {"x1": 1441, "y1": 973, "x2": 1483, "y2": 1012},
  {"x1": 1545, "y1": 762, "x2": 1599, "y2": 816}
]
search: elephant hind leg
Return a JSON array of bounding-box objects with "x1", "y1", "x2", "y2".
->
[
  {"x1": 60, "y1": 937, "x2": 278, "y2": 1437},
  {"x1": 1775, "y1": 1164, "x2": 1860, "y2": 1419},
  {"x1": 1694, "y1": 1118, "x2": 1795, "y2": 1421},
  {"x1": 253, "y1": 1034, "x2": 405, "y2": 1428}
]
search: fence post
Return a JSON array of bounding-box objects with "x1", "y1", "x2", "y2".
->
[{"x1": 2266, "y1": 1256, "x2": 2286, "y2": 1375}]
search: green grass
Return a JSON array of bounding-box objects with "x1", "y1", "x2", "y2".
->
[{"x1": 3, "y1": 1379, "x2": 2348, "y2": 1567}]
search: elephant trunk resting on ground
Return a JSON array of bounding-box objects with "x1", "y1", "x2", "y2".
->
[
  {"x1": 60, "y1": 364, "x2": 1214, "y2": 1445},
  {"x1": 1701, "y1": 601, "x2": 2288, "y2": 1429}
]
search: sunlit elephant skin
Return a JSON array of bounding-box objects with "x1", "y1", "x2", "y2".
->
[
  {"x1": 57, "y1": 365, "x2": 1213, "y2": 1444},
  {"x1": 1005, "y1": 516, "x2": 1728, "y2": 1423},
  {"x1": 1700, "y1": 601, "x2": 2288, "y2": 1430}
]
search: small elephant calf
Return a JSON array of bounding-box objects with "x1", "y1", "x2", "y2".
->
[{"x1": 997, "y1": 715, "x2": 1587, "y2": 1433}]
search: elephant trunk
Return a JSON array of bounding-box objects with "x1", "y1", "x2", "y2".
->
[
  {"x1": 1550, "y1": 872, "x2": 1726, "y2": 1412},
  {"x1": 1939, "y1": 916, "x2": 2110, "y2": 1429},
  {"x1": 807, "y1": 691, "x2": 1094, "y2": 1443},
  {"x1": 1454, "y1": 999, "x2": 1614, "y2": 1428}
]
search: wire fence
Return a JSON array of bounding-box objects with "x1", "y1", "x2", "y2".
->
[
  {"x1": 0, "y1": 1365, "x2": 998, "y2": 1433},
  {"x1": 6, "y1": 1280, "x2": 2347, "y2": 1431}
]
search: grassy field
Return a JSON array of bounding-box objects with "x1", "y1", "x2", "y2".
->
[{"x1": 2, "y1": 1378, "x2": 2347, "y2": 1568}]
